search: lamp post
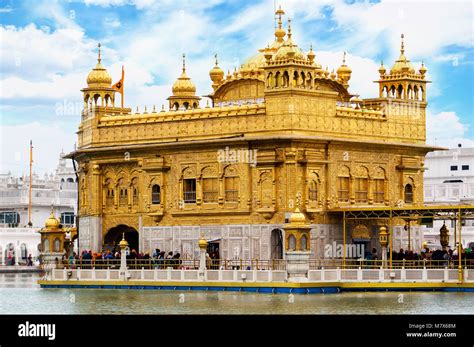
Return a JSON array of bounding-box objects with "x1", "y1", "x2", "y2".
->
[
  {"x1": 379, "y1": 226, "x2": 389, "y2": 268},
  {"x1": 119, "y1": 233, "x2": 129, "y2": 280},
  {"x1": 198, "y1": 232, "x2": 208, "y2": 281}
]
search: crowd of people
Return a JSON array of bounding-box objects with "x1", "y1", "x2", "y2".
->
[
  {"x1": 63, "y1": 248, "x2": 184, "y2": 269},
  {"x1": 362, "y1": 245, "x2": 474, "y2": 268}
]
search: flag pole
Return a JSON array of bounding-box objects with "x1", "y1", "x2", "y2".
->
[
  {"x1": 28, "y1": 140, "x2": 33, "y2": 227},
  {"x1": 121, "y1": 65, "x2": 124, "y2": 110}
]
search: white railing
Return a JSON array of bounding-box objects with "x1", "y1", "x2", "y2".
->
[{"x1": 49, "y1": 266, "x2": 471, "y2": 283}]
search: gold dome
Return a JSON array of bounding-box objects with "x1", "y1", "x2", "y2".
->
[
  {"x1": 390, "y1": 34, "x2": 415, "y2": 74},
  {"x1": 419, "y1": 61, "x2": 427, "y2": 76},
  {"x1": 209, "y1": 54, "x2": 224, "y2": 83},
  {"x1": 337, "y1": 52, "x2": 352, "y2": 75},
  {"x1": 119, "y1": 233, "x2": 129, "y2": 248},
  {"x1": 172, "y1": 54, "x2": 197, "y2": 96},
  {"x1": 289, "y1": 208, "x2": 307, "y2": 224},
  {"x1": 378, "y1": 61, "x2": 386, "y2": 75},
  {"x1": 198, "y1": 237, "x2": 208, "y2": 249},
  {"x1": 45, "y1": 209, "x2": 60, "y2": 229},
  {"x1": 86, "y1": 43, "x2": 112, "y2": 87}
]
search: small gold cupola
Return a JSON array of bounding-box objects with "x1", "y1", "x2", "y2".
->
[
  {"x1": 168, "y1": 53, "x2": 201, "y2": 111},
  {"x1": 336, "y1": 51, "x2": 352, "y2": 89},
  {"x1": 209, "y1": 54, "x2": 224, "y2": 90}
]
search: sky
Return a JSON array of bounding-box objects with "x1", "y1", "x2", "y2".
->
[{"x1": 0, "y1": 0, "x2": 473, "y2": 175}]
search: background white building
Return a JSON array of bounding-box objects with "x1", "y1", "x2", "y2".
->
[
  {"x1": 0, "y1": 152, "x2": 77, "y2": 265},
  {"x1": 422, "y1": 145, "x2": 474, "y2": 250}
]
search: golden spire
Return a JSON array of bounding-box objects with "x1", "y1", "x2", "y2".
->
[
  {"x1": 97, "y1": 43, "x2": 101, "y2": 63},
  {"x1": 287, "y1": 18, "x2": 292, "y2": 40},
  {"x1": 274, "y1": 5, "x2": 286, "y2": 42},
  {"x1": 400, "y1": 34, "x2": 405, "y2": 55}
]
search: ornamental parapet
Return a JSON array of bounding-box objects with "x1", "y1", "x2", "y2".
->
[
  {"x1": 98, "y1": 103, "x2": 266, "y2": 127},
  {"x1": 335, "y1": 106, "x2": 386, "y2": 121}
]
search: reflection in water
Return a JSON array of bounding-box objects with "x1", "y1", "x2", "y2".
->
[{"x1": 0, "y1": 273, "x2": 472, "y2": 315}]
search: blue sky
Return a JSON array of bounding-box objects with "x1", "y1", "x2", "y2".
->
[{"x1": 0, "y1": 0, "x2": 473, "y2": 175}]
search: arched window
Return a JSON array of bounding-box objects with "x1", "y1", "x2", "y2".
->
[
  {"x1": 274, "y1": 71, "x2": 281, "y2": 88},
  {"x1": 288, "y1": 235, "x2": 296, "y2": 251},
  {"x1": 224, "y1": 165, "x2": 239, "y2": 202},
  {"x1": 374, "y1": 178, "x2": 385, "y2": 204},
  {"x1": 338, "y1": 167, "x2": 350, "y2": 203},
  {"x1": 173, "y1": 102, "x2": 179, "y2": 111},
  {"x1": 67, "y1": 178, "x2": 74, "y2": 183},
  {"x1": 183, "y1": 102, "x2": 189, "y2": 110},
  {"x1": 404, "y1": 184, "x2": 414, "y2": 203},
  {"x1": 308, "y1": 180, "x2": 318, "y2": 202},
  {"x1": 202, "y1": 168, "x2": 218, "y2": 203},
  {"x1": 53, "y1": 238, "x2": 61, "y2": 252},
  {"x1": 61, "y1": 178, "x2": 65, "y2": 183},
  {"x1": 20, "y1": 243, "x2": 27, "y2": 260},
  {"x1": 355, "y1": 178, "x2": 368, "y2": 203},
  {"x1": 151, "y1": 184, "x2": 161, "y2": 204},
  {"x1": 300, "y1": 234, "x2": 308, "y2": 251},
  {"x1": 43, "y1": 239, "x2": 50, "y2": 252},
  {"x1": 131, "y1": 177, "x2": 139, "y2": 205}
]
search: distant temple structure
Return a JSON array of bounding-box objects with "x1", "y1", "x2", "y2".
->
[
  {"x1": 69, "y1": 7, "x2": 437, "y2": 260},
  {"x1": 0, "y1": 153, "x2": 77, "y2": 265}
]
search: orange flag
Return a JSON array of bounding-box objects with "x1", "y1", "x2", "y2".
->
[{"x1": 112, "y1": 65, "x2": 124, "y2": 94}]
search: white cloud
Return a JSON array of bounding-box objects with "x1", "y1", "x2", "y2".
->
[
  {"x1": 427, "y1": 111, "x2": 474, "y2": 148},
  {"x1": 0, "y1": 24, "x2": 99, "y2": 80},
  {"x1": 104, "y1": 17, "x2": 121, "y2": 28},
  {"x1": 0, "y1": 122, "x2": 76, "y2": 175},
  {"x1": 315, "y1": 51, "x2": 380, "y2": 97},
  {"x1": 328, "y1": 0, "x2": 474, "y2": 60}
]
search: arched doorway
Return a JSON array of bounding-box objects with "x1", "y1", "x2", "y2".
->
[
  {"x1": 5, "y1": 243, "x2": 15, "y2": 266},
  {"x1": 270, "y1": 229, "x2": 283, "y2": 259},
  {"x1": 104, "y1": 225, "x2": 139, "y2": 253}
]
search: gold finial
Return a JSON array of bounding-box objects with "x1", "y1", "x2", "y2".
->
[
  {"x1": 214, "y1": 53, "x2": 218, "y2": 66},
  {"x1": 276, "y1": 5, "x2": 284, "y2": 29},
  {"x1": 287, "y1": 18, "x2": 292, "y2": 39},
  {"x1": 343, "y1": 51, "x2": 347, "y2": 65},
  {"x1": 182, "y1": 53, "x2": 186, "y2": 73},
  {"x1": 274, "y1": 5, "x2": 286, "y2": 42},
  {"x1": 400, "y1": 34, "x2": 405, "y2": 55},
  {"x1": 97, "y1": 43, "x2": 101, "y2": 63}
]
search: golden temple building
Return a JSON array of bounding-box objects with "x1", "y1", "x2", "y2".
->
[{"x1": 69, "y1": 7, "x2": 437, "y2": 260}]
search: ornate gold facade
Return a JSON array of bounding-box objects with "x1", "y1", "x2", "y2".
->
[{"x1": 70, "y1": 7, "x2": 437, "y2": 258}]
